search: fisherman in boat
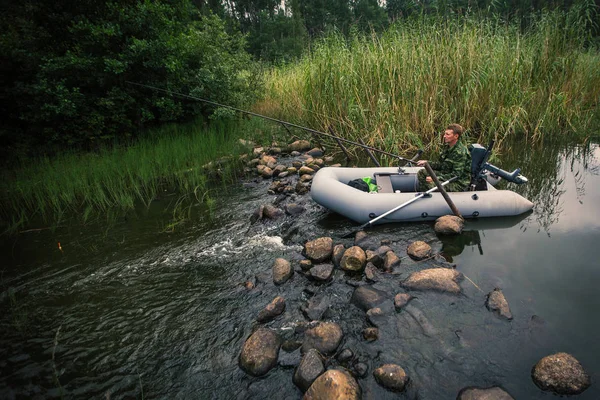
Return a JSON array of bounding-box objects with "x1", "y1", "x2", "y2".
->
[{"x1": 416, "y1": 124, "x2": 471, "y2": 192}]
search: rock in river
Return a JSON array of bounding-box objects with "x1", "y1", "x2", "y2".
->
[
  {"x1": 302, "y1": 321, "x2": 343, "y2": 355},
  {"x1": 293, "y1": 349, "x2": 325, "y2": 392},
  {"x1": 434, "y1": 215, "x2": 464, "y2": 235},
  {"x1": 351, "y1": 285, "x2": 388, "y2": 311},
  {"x1": 305, "y1": 237, "x2": 333, "y2": 263},
  {"x1": 340, "y1": 246, "x2": 367, "y2": 272},
  {"x1": 532, "y1": 352, "x2": 591, "y2": 395},
  {"x1": 239, "y1": 328, "x2": 281, "y2": 376},
  {"x1": 403, "y1": 268, "x2": 462, "y2": 294},
  {"x1": 373, "y1": 364, "x2": 409, "y2": 392},
  {"x1": 257, "y1": 296, "x2": 286, "y2": 323},
  {"x1": 304, "y1": 369, "x2": 361, "y2": 400},
  {"x1": 485, "y1": 288, "x2": 513, "y2": 320},
  {"x1": 457, "y1": 386, "x2": 514, "y2": 399},
  {"x1": 407, "y1": 241, "x2": 432, "y2": 260},
  {"x1": 309, "y1": 264, "x2": 334, "y2": 282},
  {"x1": 272, "y1": 258, "x2": 293, "y2": 285}
]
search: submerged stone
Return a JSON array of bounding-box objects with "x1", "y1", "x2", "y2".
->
[
  {"x1": 457, "y1": 386, "x2": 514, "y2": 399},
  {"x1": 373, "y1": 364, "x2": 409, "y2": 392},
  {"x1": 293, "y1": 349, "x2": 325, "y2": 392},
  {"x1": 304, "y1": 369, "x2": 361, "y2": 400},
  {"x1": 302, "y1": 322, "x2": 343, "y2": 355},
  {"x1": 485, "y1": 288, "x2": 513, "y2": 320},
  {"x1": 403, "y1": 268, "x2": 462, "y2": 293},
  {"x1": 407, "y1": 241, "x2": 432, "y2": 260},
  {"x1": 272, "y1": 258, "x2": 293, "y2": 285},
  {"x1": 532, "y1": 352, "x2": 591, "y2": 395},
  {"x1": 239, "y1": 328, "x2": 281, "y2": 376},
  {"x1": 350, "y1": 285, "x2": 388, "y2": 311}
]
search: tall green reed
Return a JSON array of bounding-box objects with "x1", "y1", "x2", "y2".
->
[
  {"x1": 265, "y1": 7, "x2": 600, "y2": 160},
  {"x1": 0, "y1": 118, "x2": 269, "y2": 233}
]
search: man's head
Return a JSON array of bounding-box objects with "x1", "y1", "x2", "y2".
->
[{"x1": 443, "y1": 123, "x2": 464, "y2": 147}]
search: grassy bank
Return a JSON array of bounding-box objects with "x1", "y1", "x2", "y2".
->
[
  {"x1": 0, "y1": 119, "x2": 279, "y2": 234},
  {"x1": 262, "y1": 8, "x2": 600, "y2": 160}
]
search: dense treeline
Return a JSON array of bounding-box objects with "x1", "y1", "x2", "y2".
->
[{"x1": 1, "y1": 0, "x2": 598, "y2": 156}]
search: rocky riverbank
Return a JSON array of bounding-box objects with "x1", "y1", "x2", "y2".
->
[{"x1": 236, "y1": 140, "x2": 591, "y2": 399}]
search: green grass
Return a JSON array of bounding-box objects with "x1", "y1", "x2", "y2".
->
[
  {"x1": 0, "y1": 118, "x2": 280, "y2": 233},
  {"x1": 263, "y1": 7, "x2": 600, "y2": 161}
]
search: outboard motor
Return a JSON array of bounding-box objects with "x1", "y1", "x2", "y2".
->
[{"x1": 469, "y1": 141, "x2": 528, "y2": 190}]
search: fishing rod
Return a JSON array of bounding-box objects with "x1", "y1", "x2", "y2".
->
[{"x1": 126, "y1": 81, "x2": 419, "y2": 164}]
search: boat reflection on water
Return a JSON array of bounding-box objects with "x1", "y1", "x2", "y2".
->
[{"x1": 439, "y1": 211, "x2": 532, "y2": 262}]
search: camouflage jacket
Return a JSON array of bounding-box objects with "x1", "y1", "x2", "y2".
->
[{"x1": 429, "y1": 141, "x2": 472, "y2": 190}]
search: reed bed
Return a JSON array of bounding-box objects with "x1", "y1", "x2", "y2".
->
[
  {"x1": 264, "y1": 9, "x2": 600, "y2": 161},
  {"x1": 0, "y1": 119, "x2": 268, "y2": 233}
]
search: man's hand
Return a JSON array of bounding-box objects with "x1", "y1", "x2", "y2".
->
[{"x1": 416, "y1": 160, "x2": 427, "y2": 167}]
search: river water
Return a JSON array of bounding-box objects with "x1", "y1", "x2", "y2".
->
[{"x1": 0, "y1": 140, "x2": 598, "y2": 399}]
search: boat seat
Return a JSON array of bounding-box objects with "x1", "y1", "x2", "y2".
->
[{"x1": 374, "y1": 173, "x2": 394, "y2": 193}]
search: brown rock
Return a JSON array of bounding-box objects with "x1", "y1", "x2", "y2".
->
[
  {"x1": 394, "y1": 293, "x2": 414, "y2": 310},
  {"x1": 289, "y1": 140, "x2": 312, "y2": 152},
  {"x1": 299, "y1": 166, "x2": 316, "y2": 175},
  {"x1": 365, "y1": 263, "x2": 378, "y2": 282},
  {"x1": 300, "y1": 174, "x2": 313, "y2": 182},
  {"x1": 485, "y1": 288, "x2": 513, "y2": 320},
  {"x1": 273, "y1": 258, "x2": 293, "y2": 285},
  {"x1": 302, "y1": 322, "x2": 343, "y2": 355},
  {"x1": 296, "y1": 182, "x2": 309, "y2": 195},
  {"x1": 457, "y1": 386, "x2": 514, "y2": 399},
  {"x1": 293, "y1": 349, "x2": 325, "y2": 392},
  {"x1": 305, "y1": 237, "x2": 333, "y2": 263},
  {"x1": 383, "y1": 251, "x2": 401, "y2": 272},
  {"x1": 340, "y1": 246, "x2": 367, "y2": 271},
  {"x1": 263, "y1": 204, "x2": 284, "y2": 219},
  {"x1": 299, "y1": 259, "x2": 313, "y2": 271},
  {"x1": 407, "y1": 241, "x2": 432, "y2": 260},
  {"x1": 532, "y1": 352, "x2": 591, "y2": 395},
  {"x1": 434, "y1": 215, "x2": 464, "y2": 235},
  {"x1": 304, "y1": 369, "x2": 361, "y2": 400},
  {"x1": 366, "y1": 307, "x2": 385, "y2": 327},
  {"x1": 403, "y1": 268, "x2": 462, "y2": 293},
  {"x1": 257, "y1": 296, "x2": 286, "y2": 322},
  {"x1": 332, "y1": 244, "x2": 345, "y2": 267},
  {"x1": 350, "y1": 286, "x2": 387, "y2": 310},
  {"x1": 373, "y1": 364, "x2": 409, "y2": 392},
  {"x1": 363, "y1": 327, "x2": 379, "y2": 341},
  {"x1": 239, "y1": 328, "x2": 281, "y2": 376},
  {"x1": 309, "y1": 264, "x2": 334, "y2": 281}
]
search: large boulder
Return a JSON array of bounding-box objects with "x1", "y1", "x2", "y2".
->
[
  {"x1": 293, "y1": 349, "x2": 325, "y2": 392},
  {"x1": 302, "y1": 322, "x2": 343, "y2": 355},
  {"x1": 403, "y1": 268, "x2": 462, "y2": 293},
  {"x1": 434, "y1": 215, "x2": 464, "y2": 235},
  {"x1": 351, "y1": 286, "x2": 388, "y2": 311},
  {"x1": 532, "y1": 352, "x2": 591, "y2": 395},
  {"x1": 407, "y1": 241, "x2": 432, "y2": 260},
  {"x1": 272, "y1": 258, "x2": 293, "y2": 285},
  {"x1": 457, "y1": 386, "x2": 514, "y2": 399},
  {"x1": 373, "y1": 364, "x2": 409, "y2": 392},
  {"x1": 239, "y1": 328, "x2": 281, "y2": 376},
  {"x1": 257, "y1": 296, "x2": 286, "y2": 323},
  {"x1": 485, "y1": 288, "x2": 513, "y2": 320},
  {"x1": 304, "y1": 369, "x2": 361, "y2": 400},
  {"x1": 340, "y1": 246, "x2": 367, "y2": 271},
  {"x1": 305, "y1": 237, "x2": 333, "y2": 263}
]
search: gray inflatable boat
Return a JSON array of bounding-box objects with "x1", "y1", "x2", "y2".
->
[{"x1": 310, "y1": 144, "x2": 533, "y2": 224}]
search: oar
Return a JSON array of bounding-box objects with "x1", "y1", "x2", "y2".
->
[{"x1": 341, "y1": 176, "x2": 457, "y2": 238}]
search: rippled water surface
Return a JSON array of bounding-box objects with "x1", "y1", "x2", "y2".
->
[{"x1": 1, "y1": 141, "x2": 599, "y2": 399}]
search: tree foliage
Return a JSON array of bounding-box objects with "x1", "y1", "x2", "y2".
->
[{"x1": 0, "y1": 0, "x2": 256, "y2": 152}]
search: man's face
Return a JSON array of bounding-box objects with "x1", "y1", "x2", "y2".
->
[{"x1": 443, "y1": 129, "x2": 459, "y2": 146}]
